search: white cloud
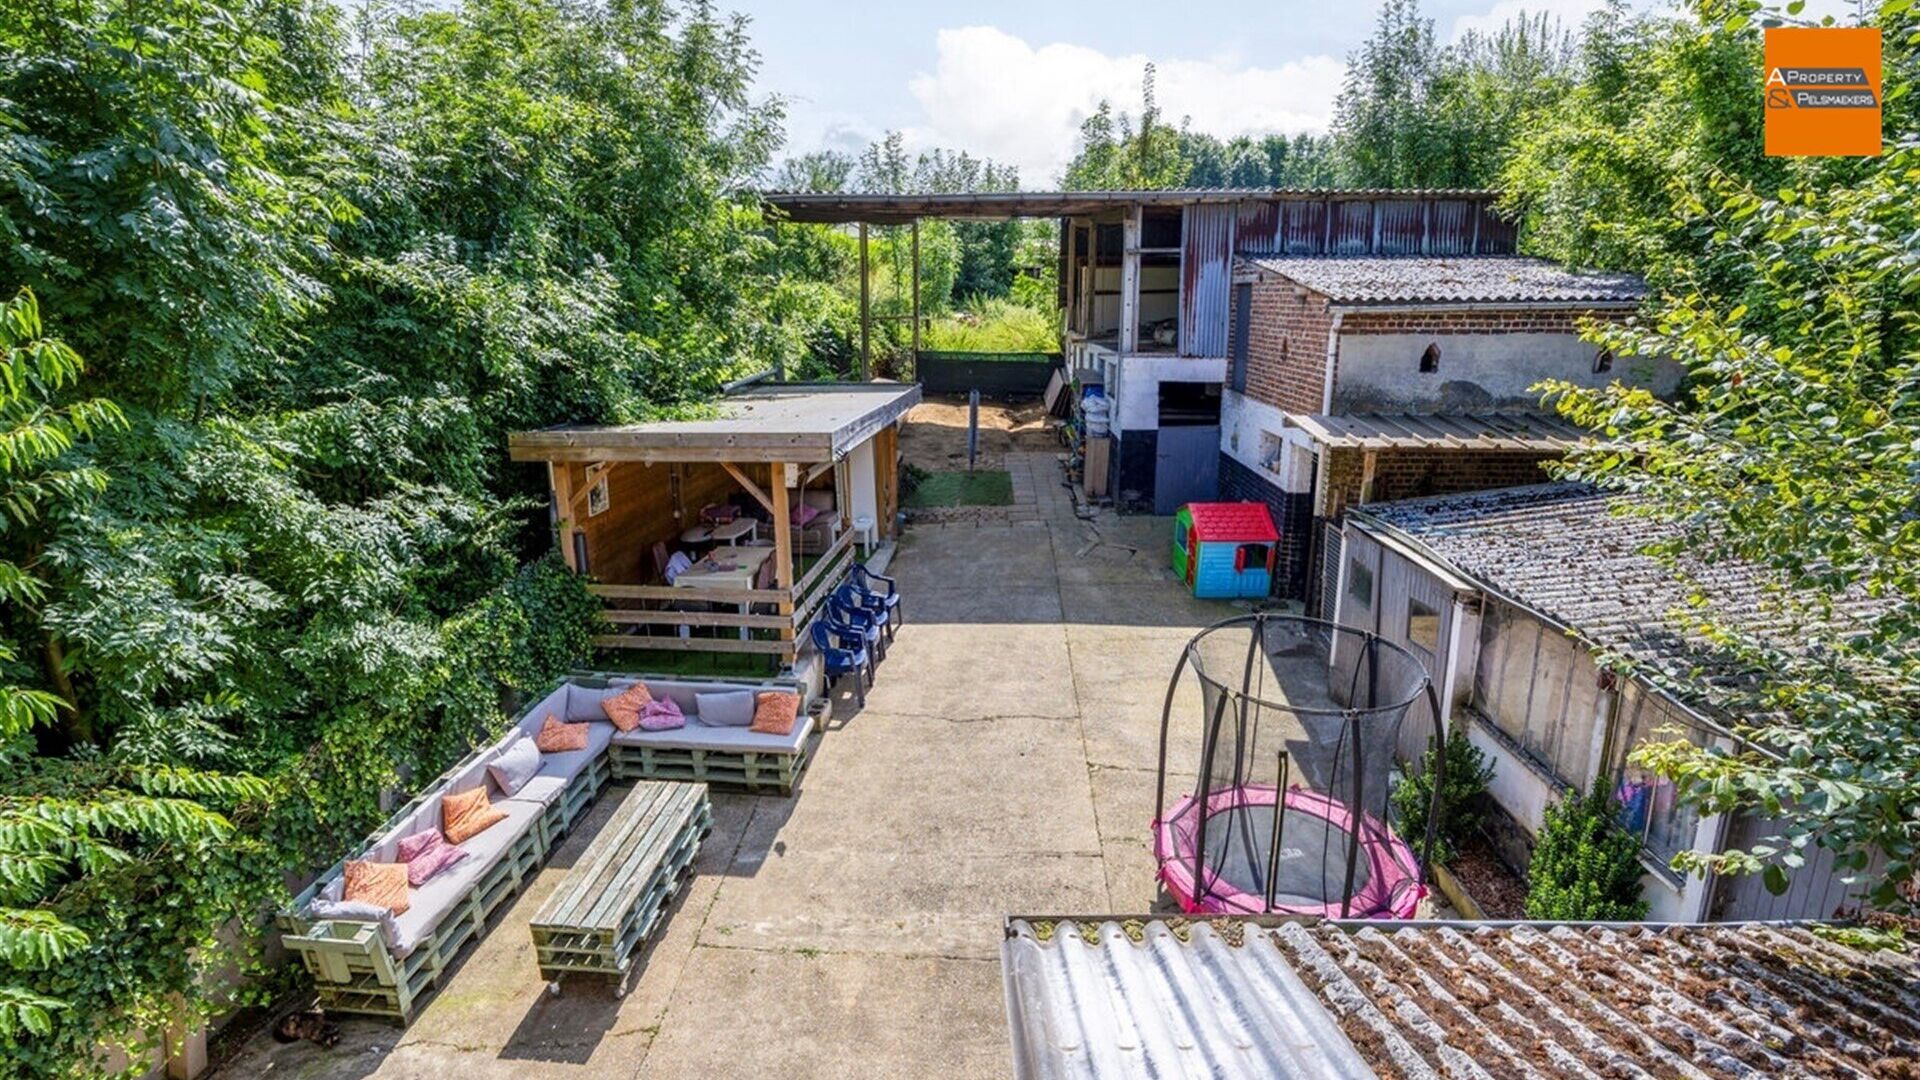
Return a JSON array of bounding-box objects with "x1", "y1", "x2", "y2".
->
[{"x1": 902, "y1": 26, "x2": 1344, "y2": 187}]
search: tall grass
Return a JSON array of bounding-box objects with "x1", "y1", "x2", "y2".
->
[{"x1": 923, "y1": 295, "x2": 1059, "y2": 353}]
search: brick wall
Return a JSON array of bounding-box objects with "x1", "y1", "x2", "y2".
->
[
  {"x1": 1217, "y1": 453, "x2": 1315, "y2": 598},
  {"x1": 1321, "y1": 447, "x2": 1559, "y2": 518},
  {"x1": 1237, "y1": 274, "x2": 1333, "y2": 414},
  {"x1": 1339, "y1": 308, "x2": 1627, "y2": 336}
]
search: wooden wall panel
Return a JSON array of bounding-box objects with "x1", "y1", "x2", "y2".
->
[{"x1": 569, "y1": 460, "x2": 774, "y2": 585}]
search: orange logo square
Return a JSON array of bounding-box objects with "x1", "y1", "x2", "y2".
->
[{"x1": 1765, "y1": 27, "x2": 1882, "y2": 156}]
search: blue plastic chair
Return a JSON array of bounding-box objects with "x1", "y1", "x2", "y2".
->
[
  {"x1": 828, "y1": 593, "x2": 885, "y2": 663},
  {"x1": 849, "y1": 563, "x2": 901, "y2": 639},
  {"x1": 825, "y1": 580, "x2": 883, "y2": 645},
  {"x1": 811, "y1": 618, "x2": 870, "y2": 707}
]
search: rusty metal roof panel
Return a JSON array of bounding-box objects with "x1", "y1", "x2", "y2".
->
[
  {"x1": 1180, "y1": 203, "x2": 1235, "y2": 357},
  {"x1": 1003, "y1": 917, "x2": 1920, "y2": 1080}
]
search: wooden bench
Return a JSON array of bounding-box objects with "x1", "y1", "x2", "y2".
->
[{"x1": 529, "y1": 780, "x2": 711, "y2": 996}]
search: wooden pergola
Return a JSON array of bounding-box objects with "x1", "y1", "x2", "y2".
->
[{"x1": 508, "y1": 382, "x2": 920, "y2": 665}]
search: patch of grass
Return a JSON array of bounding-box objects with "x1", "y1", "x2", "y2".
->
[{"x1": 901, "y1": 469, "x2": 1013, "y2": 508}]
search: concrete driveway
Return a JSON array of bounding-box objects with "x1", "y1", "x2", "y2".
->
[{"x1": 219, "y1": 453, "x2": 1237, "y2": 1080}]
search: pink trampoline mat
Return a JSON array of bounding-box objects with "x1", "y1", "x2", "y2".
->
[{"x1": 1153, "y1": 784, "x2": 1425, "y2": 918}]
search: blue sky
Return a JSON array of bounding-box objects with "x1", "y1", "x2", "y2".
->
[{"x1": 728, "y1": 0, "x2": 1622, "y2": 184}]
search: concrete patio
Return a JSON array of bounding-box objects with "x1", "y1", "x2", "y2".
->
[{"x1": 218, "y1": 452, "x2": 1235, "y2": 1079}]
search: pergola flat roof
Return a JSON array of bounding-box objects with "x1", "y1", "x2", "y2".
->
[
  {"x1": 760, "y1": 188, "x2": 1500, "y2": 224},
  {"x1": 1285, "y1": 410, "x2": 1590, "y2": 451},
  {"x1": 508, "y1": 382, "x2": 921, "y2": 463}
]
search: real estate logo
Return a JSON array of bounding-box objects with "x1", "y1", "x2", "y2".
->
[{"x1": 1765, "y1": 27, "x2": 1882, "y2": 156}]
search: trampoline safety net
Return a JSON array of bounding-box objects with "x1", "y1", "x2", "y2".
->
[{"x1": 1151, "y1": 614, "x2": 1443, "y2": 919}]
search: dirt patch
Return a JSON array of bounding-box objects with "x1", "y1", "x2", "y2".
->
[
  {"x1": 1449, "y1": 838, "x2": 1529, "y2": 919},
  {"x1": 900, "y1": 395, "x2": 1056, "y2": 472}
]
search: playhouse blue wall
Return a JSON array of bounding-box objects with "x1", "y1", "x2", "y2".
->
[{"x1": 1192, "y1": 542, "x2": 1272, "y2": 599}]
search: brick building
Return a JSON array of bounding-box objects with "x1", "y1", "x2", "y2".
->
[{"x1": 1218, "y1": 255, "x2": 1681, "y2": 606}]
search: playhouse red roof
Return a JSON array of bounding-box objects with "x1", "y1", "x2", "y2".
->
[{"x1": 1185, "y1": 502, "x2": 1278, "y2": 543}]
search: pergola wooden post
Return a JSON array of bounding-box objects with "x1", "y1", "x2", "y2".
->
[
  {"x1": 549, "y1": 463, "x2": 579, "y2": 572},
  {"x1": 858, "y1": 222, "x2": 871, "y2": 380},
  {"x1": 769, "y1": 464, "x2": 797, "y2": 649}
]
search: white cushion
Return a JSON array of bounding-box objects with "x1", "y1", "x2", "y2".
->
[
  {"x1": 562, "y1": 680, "x2": 640, "y2": 723},
  {"x1": 610, "y1": 713, "x2": 813, "y2": 755},
  {"x1": 487, "y1": 734, "x2": 541, "y2": 796},
  {"x1": 695, "y1": 690, "x2": 757, "y2": 727}
]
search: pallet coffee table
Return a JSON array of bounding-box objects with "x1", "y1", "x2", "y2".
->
[{"x1": 529, "y1": 779, "x2": 711, "y2": 997}]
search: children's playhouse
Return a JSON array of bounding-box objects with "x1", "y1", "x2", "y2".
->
[{"x1": 1171, "y1": 502, "x2": 1278, "y2": 599}]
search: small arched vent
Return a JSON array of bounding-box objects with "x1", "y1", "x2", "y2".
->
[{"x1": 1418, "y1": 342, "x2": 1441, "y2": 373}]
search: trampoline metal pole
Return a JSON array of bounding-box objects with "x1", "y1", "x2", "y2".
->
[
  {"x1": 1265, "y1": 751, "x2": 1289, "y2": 912},
  {"x1": 1152, "y1": 647, "x2": 1195, "y2": 832},
  {"x1": 1191, "y1": 683, "x2": 1234, "y2": 903},
  {"x1": 1419, "y1": 680, "x2": 1446, "y2": 884}
]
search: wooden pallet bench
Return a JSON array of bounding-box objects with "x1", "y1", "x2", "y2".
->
[
  {"x1": 609, "y1": 737, "x2": 813, "y2": 796},
  {"x1": 530, "y1": 780, "x2": 712, "y2": 995}
]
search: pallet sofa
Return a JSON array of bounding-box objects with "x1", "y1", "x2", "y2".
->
[{"x1": 278, "y1": 672, "x2": 814, "y2": 1022}]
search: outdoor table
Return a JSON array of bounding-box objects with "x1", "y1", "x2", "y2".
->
[
  {"x1": 673, "y1": 545, "x2": 775, "y2": 640},
  {"x1": 678, "y1": 519, "x2": 757, "y2": 546},
  {"x1": 529, "y1": 780, "x2": 711, "y2": 998}
]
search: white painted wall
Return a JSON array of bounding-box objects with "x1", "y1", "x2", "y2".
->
[
  {"x1": 1332, "y1": 332, "x2": 1683, "y2": 412},
  {"x1": 848, "y1": 438, "x2": 877, "y2": 526},
  {"x1": 1220, "y1": 388, "x2": 1316, "y2": 493},
  {"x1": 1111, "y1": 355, "x2": 1228, "y2": 433}
]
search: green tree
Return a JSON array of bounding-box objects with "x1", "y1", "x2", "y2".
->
[
  {"x1": 1062, "y1": 64, "x2": 1189, "y2": 189},
  {"x1": 1539, "y1": 0, "x2": 1920, "y2": 910}
]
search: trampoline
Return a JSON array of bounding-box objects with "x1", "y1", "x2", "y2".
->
[{"x1": 1151, "y1": 614, "x2": 1443, "y2": 919}]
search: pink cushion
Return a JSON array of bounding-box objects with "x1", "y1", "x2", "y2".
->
[
  {"x1": 638, "y1": 697, "x2": 686, "y2": 732},
  {"x1": 395, "y1": 828, "x2": 470, "y2": 887},
  {"x1": 790, "y1": 502, "x2": 823, "y2": 527}
]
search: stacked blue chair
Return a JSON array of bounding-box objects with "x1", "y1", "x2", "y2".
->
[
  {"x1": 811, "y1": 619, "x2": 871, "y2": 707},
  {"x1": 847, "y1": 563, "x2": 901, "y2": 640},
  {"x1": 828, "y1": 590, "x2": 886, "y2": 664}
]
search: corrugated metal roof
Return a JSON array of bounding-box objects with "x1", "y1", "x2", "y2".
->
[
  {"x1": 1002, "y1": 917, "x2": 1920, "y2": 1080},
  {"x1": 1242, "y1": 255, "x2": 1646, "y2": 306},
  {"x1": 760, "y1": 189, "x2": 1501, "y2": 224},
  {"x1": 1348, "y1": 483, "x2": 1887, "y2": 714},
  {"x1": 1286, "y1": 410, "x2": 1591, "y2": 451},
  {"x1": 1180, "y1": 203, "x2": 1235, "y2": 357},
  {"x1": 1002, "y1": 919, "x2": 1378, "y2": 1079}
]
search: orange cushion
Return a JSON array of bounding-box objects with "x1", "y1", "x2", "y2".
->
[
  {"x1": 343, "y1": 860, "x2": 411, "y2": 915},
  {"x1": 441, "y1": 786, "x2": 506, "y2": 845},
  {"x1": 535, "y1": 714, "x2": 590, "y2": 752},
  {"x1": 750, "y1": 691, "x2": 800, "y2": 736},
  {"x1": 601, "y1": 683, "x2": 653, "y2": 732}
]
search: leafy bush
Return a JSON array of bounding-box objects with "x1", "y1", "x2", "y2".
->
[
  {"x1": 923, "y1": 295, "x2": 1060, "y2": 353},
  {"x1": 1391, "y1": 724, "x2": 1495, "y2": 865},
  {"x1": 1523, "y1": 791, "x2": 1649, "y2": 921}
]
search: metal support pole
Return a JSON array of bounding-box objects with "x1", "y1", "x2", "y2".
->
[
  {"x1": 1266, "y1": 751, "x2": 1290, "y2": 912},
  {"x1": 858, "y1": 221, "x2": 871, "y2": 381}
]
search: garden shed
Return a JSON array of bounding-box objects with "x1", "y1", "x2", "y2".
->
[
  {"x1": 1339, "y1": 482, "x2": 1889, "y2": 922},
  {"x1": 1171, "y1": 501, "x2": 1277, "y2": 598},
  {"x1": 508, "y1": 381, "x2": 919, "y2": 669}
]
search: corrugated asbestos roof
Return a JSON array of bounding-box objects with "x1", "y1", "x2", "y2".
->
[
  {"x1": 1286, "y1": 410, "x2": 1591, "y2": 451},
  {"x1": 1001, "y1": 917, "x2": 1920, "y2": 1079},
  {"x1": 1347, "y1": 483, "x2": 1885, "y2": 714},
  {"x1": 1243, "y1": 255, "x2": 1646, "y2": 306}
]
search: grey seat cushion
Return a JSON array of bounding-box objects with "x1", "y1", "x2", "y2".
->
[
  {"x1": 506, "y1": 773, "x2": 568, "y2": 807},
  {"x1": 610, "y1": 713, "x2": 812, "y2": 754},
  {"x1": 534, "y1": 721, "x2": 614, "y2": 781},
  {"x1": 391, "y1": 798, "x2": 541, "y2": 954}
]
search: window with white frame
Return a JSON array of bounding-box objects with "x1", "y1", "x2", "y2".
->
[{"x1": 1407, "y1": 597, "x2": 1440, "y2": 655}]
